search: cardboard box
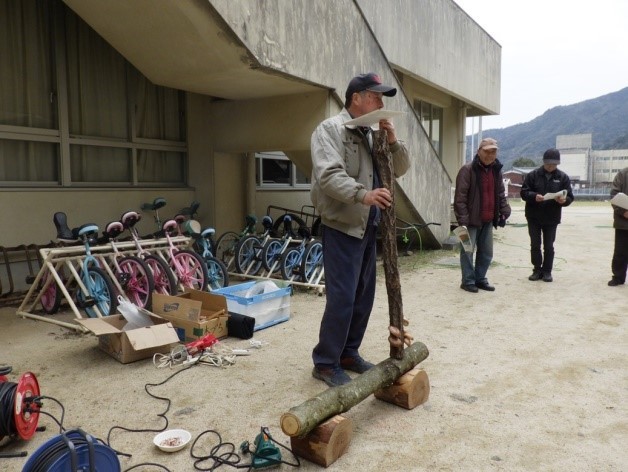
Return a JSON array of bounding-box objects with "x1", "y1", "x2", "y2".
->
[
  {"x1": 154, "y1": 312, "x2": 228, "y2": 342},
  {"x1": 151, "y1": 290, "x2": 229, "y2": 341},
  {"x1": 214, "y1": 281, "x2": 291, "y2": 331},
  {"x1": 76, "y1": 314, "x2": 180, "y2": 364},
  {"x1": 152, "y1": 290, "x2": 227, "y2": 322}
]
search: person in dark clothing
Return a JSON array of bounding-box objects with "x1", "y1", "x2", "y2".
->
[
  {"x1": 454, "y1": 137, "x2": 511, "y2": 293},
  {"x1": 520, "y1": 148, "x2": 574, "y2": 282},
  {"x1": 608, "y1": 166, "x2": 628, "y2": 286}
]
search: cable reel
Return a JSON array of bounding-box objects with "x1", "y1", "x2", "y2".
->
[
  {"x1": 0, "y1": 368, "x2": 41, "y2": 442},
  {"x1": 22, "y1": 429, "x2": 120, "y2": 472}
]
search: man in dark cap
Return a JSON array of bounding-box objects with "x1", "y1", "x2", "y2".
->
[
  {"x1": 454, "y1": 137, "x2": 511, "y2": 293},
  {"x1": 520, "y1": 148, "x2": 574, "y2": 282},
  {"x1": 309, "y1": 72, "x2": 410, "y2": 387}
]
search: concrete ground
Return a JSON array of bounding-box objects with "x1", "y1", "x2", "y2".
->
[{"x1": 0, "y1": 202, "x2": 626, "y2": 471}]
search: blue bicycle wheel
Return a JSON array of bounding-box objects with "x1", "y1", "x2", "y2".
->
[
  {"x1": 301, "y1": 241, "x2": 323, "y2": 283},
  {"x1": 76, "y1": 267, "x2": 117, "y2": 318},
  {"x1": 280, "y1": 248, "x2": 301, "y2": 281},
  {"x1": 204, "y1": 255, "x2": 229, "y2": 290}
]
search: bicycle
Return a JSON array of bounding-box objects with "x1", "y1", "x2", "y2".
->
[
  {"x1": 214, "y1": 214, "x2": 260, "y2": 272},
  {"x1": 48, "y1": 212, "x2": 118, "y2": 318},
  {"x1": 100, "y1": 220, "x2": 155, "y2": 310},
  {"x1": 160, "y1": 218, "x2": 209, "y2": 291},
  {"x1": 278, "y1": 227, "x2": 323, "y2": 283},
  {"x1": 233, "y1": 215, "x2": 275, "y2": 275},
  {"x1": 184, "y1": 221, "x2": 230, "y2": 290},
  {"x1": 140, "y1": 198, "x2": 209, "y2": 291},
  {"x1": 257, "y1": 214, "x2": 298, "y2": 276},
  {"x1": 120, "y1": 210, "x2": 178, "y2": 296}
]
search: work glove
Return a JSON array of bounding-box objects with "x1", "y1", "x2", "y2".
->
[{"x1": 497, "y1": 215, "x2": 507, "y2": 228}]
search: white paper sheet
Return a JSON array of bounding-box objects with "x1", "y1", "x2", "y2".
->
[
  {"x1": 343, "y1": 109, "x2": 405, "y2": 127},
  {"x1": 543, "y1": 190, "x2": 567, "y2": 201},
  {"x1": 610, "y1": 192, "x2": 628, "y2": 210}
]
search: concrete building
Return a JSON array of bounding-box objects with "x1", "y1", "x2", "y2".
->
[
  {"x1": 0, "y1": 0, "x2": 501, "y2": 253},
  {"x1": 555, "y1": 134, "x2": 628, "y2": 189}
]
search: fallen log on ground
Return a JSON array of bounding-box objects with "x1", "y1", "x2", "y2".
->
[{"x1": 280, "y1": 341, "x2": 429, "y2": 438}]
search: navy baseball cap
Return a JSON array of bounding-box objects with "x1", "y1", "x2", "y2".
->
[{"x1": 345, "y1": 73, "x2": 397, "y2": 103}]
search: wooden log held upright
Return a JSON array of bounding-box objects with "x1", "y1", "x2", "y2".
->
[{"x1": 372, "y1": 129, "x2": 405, "y2": 359}]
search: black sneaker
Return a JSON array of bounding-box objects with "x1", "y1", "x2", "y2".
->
[
  {"x1": 460, "y1": 283, "x2": 478, "y2": 293},
  {"x1": 340, "y1": 356, "x2": 374, "y2": 373},
  {"x1": 608, "y1": 278, "x2": 624, "y2": 286},
  {"x1": 542, "y1": 273, "x2": 553, "y2": 282},
  {"x1": 312, "y1": 365, "x2": 351, "y2": 387},
  {"x1": 528, "y1": 270, "x2": 542, "y2": 281}
]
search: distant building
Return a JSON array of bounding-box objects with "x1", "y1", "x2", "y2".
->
[
  {"x1": 504, "y1": 134, "x2": 627, "y2": 199},
  {"x1": 555, "y1": 134, "x2": 628, "y2": 187}
]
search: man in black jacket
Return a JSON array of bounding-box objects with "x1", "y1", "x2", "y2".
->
[{"x1": 520, "y1": 149, "x2": 574, "y2": 282}]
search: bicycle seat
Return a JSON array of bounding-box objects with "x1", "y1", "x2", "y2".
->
[
  {"x1": 262, "y1": 215, "x2": 273, "y2": 229},
  {"x1": 298, "y1": 226, "x2": 311, "y2": 239},
  {"x1": 103, "y1": 221, "x2": 124, "y2": 240},
  {"x1": 53, "y1": 211, "x2": 78, "y2": 242},
  {"x1": 141, "y1": 197, "x2": 166, "y2": 211},
  {"x1": 77, "y1": 224, "x2": 99, "y2": 238},
  {"x1": 120, "y1": 211, "x2": 140, "y2": 229},
  {"x1": 201, "y1": 227, "x2": 215, "y2": 238},
  {"x1": 180, "y1": 201, "x2": 200, "y2": 217},
  {"x1": 245, "y1": 214, "x2": 257, "y2": 226},
  {"x1": 162, "y1": 219, "x2": 179, "y2": 235},
  {"x1": 182, "y1": 220, "x2": 202, "y2": 236}
]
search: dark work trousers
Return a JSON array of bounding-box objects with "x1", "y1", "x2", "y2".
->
[
  {"x1": 312, "y1": 224, "x2": 377, "y2": 367},
  {"x1": 611, "y1": 228, "x2": 628, "y2": 282},
  {"x1": 527, "y1": 220, "x2": 558, "y2": 274}
]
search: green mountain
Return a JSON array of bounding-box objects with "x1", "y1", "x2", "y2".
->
[{"x1": 467, "y1": 86, "x2": 628, "y2": 169}]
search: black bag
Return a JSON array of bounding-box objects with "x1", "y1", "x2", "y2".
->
[{"x1": 227, "y1": 313, "x2": 255, "y2": 339}]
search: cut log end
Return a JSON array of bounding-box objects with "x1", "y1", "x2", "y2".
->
[
  {"x1": 289, "y1": 415, "x2": 353, "y2": 467},
  {"x1": 374, "y1": 367, "x2": 430, "y2": 409},
  {"x1": 280, "y1": 412, "x2": 301, "y2": 437}
]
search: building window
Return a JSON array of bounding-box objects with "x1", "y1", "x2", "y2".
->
[
  {"x1": 414, "y1": 99, "x2": 443, "y2": 158},
  {"x1": 0, "y1": 0, "x2": 187, "y2": 187},
  {"x1": 255, "y1": 152, "x2": 310, "y2": 189}
]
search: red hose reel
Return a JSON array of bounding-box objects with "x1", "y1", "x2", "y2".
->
[{"x1": 0, "y1": 368, "x2": 41, "y2": 441}]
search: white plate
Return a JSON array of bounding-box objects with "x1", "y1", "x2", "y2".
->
[{"x1": 153, "y1": 429, "x2": 191, "y2": 452}]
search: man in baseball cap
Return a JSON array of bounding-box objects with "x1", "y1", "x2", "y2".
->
[
  {"x1": 454, "y1": 136, "x2": 511, "y2": 293},
  {"x1": 344, "y1": 72, "x2": 397, "y2": 106},
  {"x1": 309, "y1": 72, "x2": 409, "y2": 387},
  {"x1": 478, "y1": 137, "x2": 498, "y2": 151}
]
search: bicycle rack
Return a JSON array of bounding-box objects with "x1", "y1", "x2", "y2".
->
[
  {"x1": 228, "y1": 236, "x2": 326, "y2": 294},
  {"x1": 16, "y1": 236, "x2": 191, "y2": 331}
]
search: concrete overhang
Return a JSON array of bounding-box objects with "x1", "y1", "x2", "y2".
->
[{"x1": 62, "y1": 0, "x2": 322, "y2": 100}]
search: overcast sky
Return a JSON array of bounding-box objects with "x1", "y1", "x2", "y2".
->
[{"x1": 453, "y1": 0, "x2": 628, "y2": 131}]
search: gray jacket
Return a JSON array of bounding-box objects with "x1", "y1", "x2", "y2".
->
[
  {"x1": 310, "y1": 108, "x2": 410, "y2": 239},
  {"x1": 611, "y1": 166, "x2": 628, "y2": 230}
]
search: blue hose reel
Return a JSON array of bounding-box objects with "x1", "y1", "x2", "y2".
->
[{"x1": 22, "y1": 429, "x2": 120, "y2": 472}]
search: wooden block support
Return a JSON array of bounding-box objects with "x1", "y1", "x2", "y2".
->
[
  {"x1": 374, "y1": 368, "x2": 430, "y2": 409},
  {"x1": 289, "y1": 415, "x2": 352, "y2": 468}
]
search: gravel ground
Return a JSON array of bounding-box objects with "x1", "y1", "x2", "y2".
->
[{"x1": 0, "y1": 202, "x2": 626, "y2": 471}]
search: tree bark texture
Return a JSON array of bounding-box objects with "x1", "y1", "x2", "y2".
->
[
  {"x1": 280, "y1": 341, "x2": 429, "y2": 438},
  {"x1": 372, "y1": 130, "x2": 404, "y2": 359}
]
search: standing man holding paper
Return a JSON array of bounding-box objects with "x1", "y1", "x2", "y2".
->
[
  {"x1": 520, "y1": 148, "x2": 574, "y2": 282},
  {"x1": 454, "y1": 137, "x2": 511, "y2": 293},
  {"x1": 309, "y1": 72, "x2": 410, "y2": 387},
  {"x1": 608, "y1": 166, "x2": 628, "y2": 286}
]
